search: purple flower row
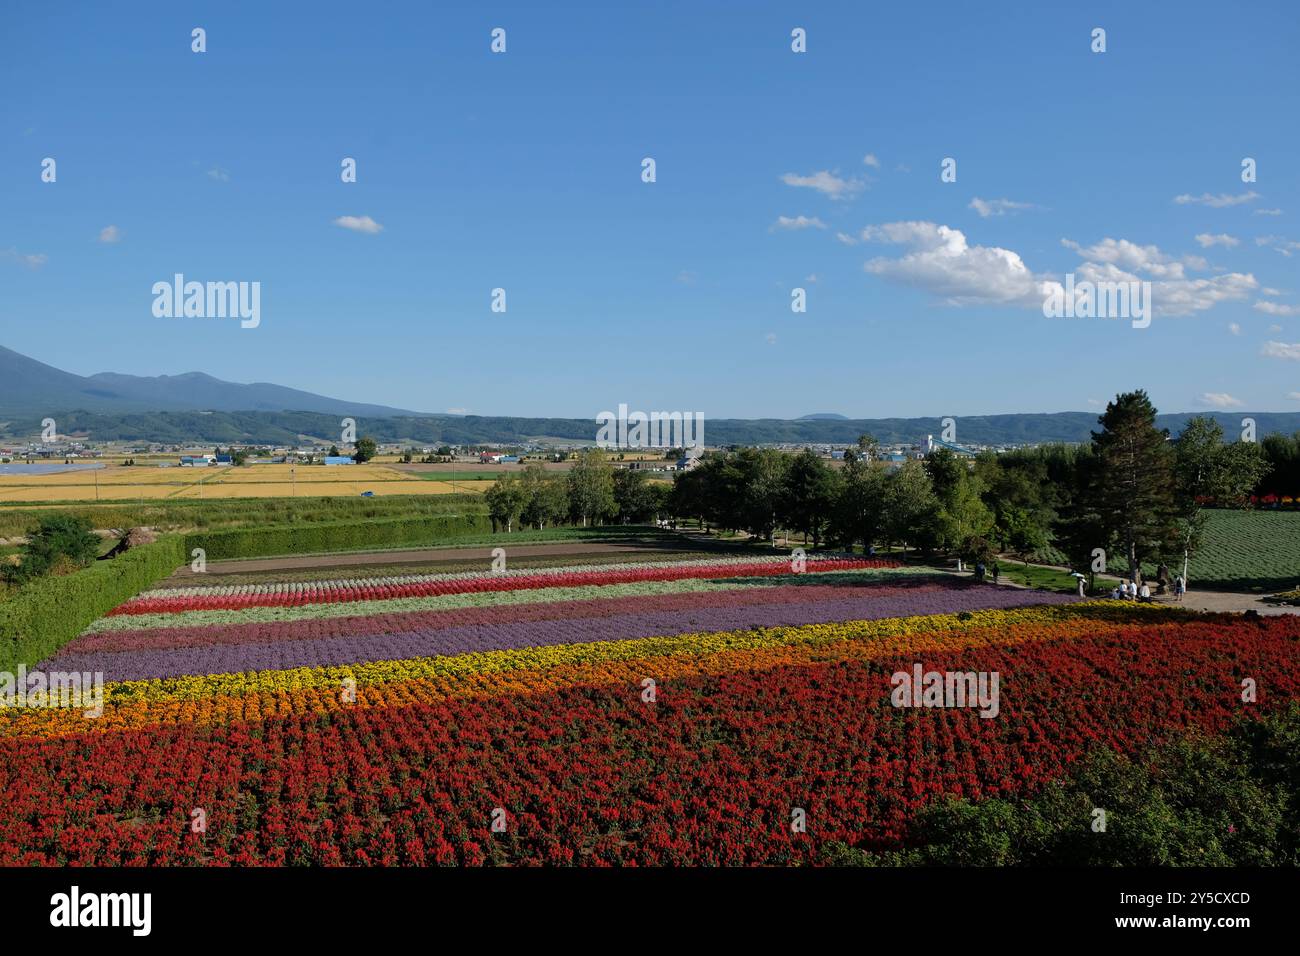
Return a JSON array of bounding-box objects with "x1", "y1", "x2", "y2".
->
[{"x1": 48, "y1": 585, "x2": 1074, "y2": 683}]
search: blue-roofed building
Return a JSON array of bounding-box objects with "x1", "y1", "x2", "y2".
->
[{"x1": 323, "y1": 456, "x2": 355, "y2": 465}]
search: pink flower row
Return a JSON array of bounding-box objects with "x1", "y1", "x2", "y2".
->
[{"x1": 109, "y1": 557, "x2": 898, "y2": 616}]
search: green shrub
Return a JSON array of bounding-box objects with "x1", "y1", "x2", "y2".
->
[
  {"x1": 0, "y1": 536, "x2": 185, "y2": 672},
  {"x1": 184, "y1": 513, "x2": 494, "y2": 560},
  {"x1": 822, "y1": 709, "x2": 1300, "y2": 867},
  {"x1": 3, "y1": 513, "x2": 100, "y2": 585}
]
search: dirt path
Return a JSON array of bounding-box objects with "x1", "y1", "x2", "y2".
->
[
  {"x1": 931, "y1": 564, "x2": 1298, "y2": 615},
  {"x1": 164, "y1": 538, "x2": 711, "y2": 581},
  {"x1": 1159, "y1": 590, "x2": 1298, "y2": 616}
]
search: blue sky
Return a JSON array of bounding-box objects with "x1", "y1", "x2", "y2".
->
[{"x1": 3, "y1": 1, "x2": 1298, "y2": 419}]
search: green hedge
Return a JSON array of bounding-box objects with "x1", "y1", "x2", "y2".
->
[
  {"x1": 0, "y1": 536, "x2": 186, "y2": 672},
  {"x1": 184, "y1": 513, "x2": 494, "y2": 560}
]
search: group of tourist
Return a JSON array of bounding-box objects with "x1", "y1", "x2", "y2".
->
[{"x1": 1108, "y1": 575, "x2": 1186, "y2": 602}]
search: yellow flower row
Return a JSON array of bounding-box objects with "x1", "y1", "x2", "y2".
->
[{"x1": 1, "y1": 601, "x2": 1174, "y2": 738}]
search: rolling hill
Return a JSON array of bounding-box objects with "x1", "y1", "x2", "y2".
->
[
  {"x1": 0, "y1": 345, "x2": 420, "y2": 419},
  {"x1": 3, "y1": 346, "x2": 1299, "y2": 447}
]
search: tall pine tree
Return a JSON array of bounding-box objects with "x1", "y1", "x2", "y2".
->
[{"x1": 1088, "y1": 391, "x2": 1179, "y2": 583}]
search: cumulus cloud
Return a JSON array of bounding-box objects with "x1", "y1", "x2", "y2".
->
[
  {"x1": 780, "y1": 170, "x2": 864, "y2": 201},
  {"x1": 1173, "y1": 191, "x2": 1259, "y2": 207},
  {"x1": 98, "y1": 225, "x2": 121, "y2": 243},
  {"x1": 1060, "y1": 237, "x2": 1200, "y2": 279},
  {"x1": 854, "y1": 223, "x2": 1257, "y2": 317},
  {"x1": 771, "y1": 215, "x2": 827, "y2": 231},
  {"x1": 1198, "y1": 392, "x2": 1244, "y2": 409},
  {"x1": 1255, "y1": 208, "x2": 1284, "y2": 216},
  {"x1": 1255, "y1": 301, "x2": 1300, "y2": 317},
  {"x1": 1194, "y1": 233, "x2": 1239, "y2": 248},
  {"x1": 1288, "y1": 392, "x2": 1300, "y2": 401},
  {"x1": 1228, "y1": 322, "x2": 1241, "y2": 335},
  {"x1": 1262, "y1": 341, "x2": 1300, "y2": 360},
  {"x1": 861, "y1": 221, "x2": 1041, "y2": 306},
  {"x1": 333, "y1": 215, "x2": 383, "y2": 234},
  {"x1": 862, "y1": 153, "x2": 881, "y2": 168},
  {"x1": 206, "y1": 167, "x2": 231, "y2": 182},
  {"x1": 969, "y1": 197, "x2": 1037, "y2": 218}
]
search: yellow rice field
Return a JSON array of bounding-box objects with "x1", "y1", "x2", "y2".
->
[{"x1": 0, "y1": 463, "x2": 487, "y2": 503}]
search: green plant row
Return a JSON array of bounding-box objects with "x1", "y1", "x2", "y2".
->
[
  {"x1": 183, "y1": 513, "x2": 496, "y2": 560},
  {"x1": 0, "y1": 536, "x2": 186, "y2": 672},
  {"x1": 0, "y1": 494, "x2": 487, "y2": 538}
]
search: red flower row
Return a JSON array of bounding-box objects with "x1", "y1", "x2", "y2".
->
[{"x1": 2, "y1": 615, "x2": 1294, "y2": 865}]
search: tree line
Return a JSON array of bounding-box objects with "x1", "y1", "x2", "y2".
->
[{"x1": 486, "y1": 391, "x2": 1281, "y2": 585}]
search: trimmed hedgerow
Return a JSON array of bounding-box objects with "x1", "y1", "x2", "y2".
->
[{"x1": 0, "y1": 536, "x2": 185, "y2": 672}]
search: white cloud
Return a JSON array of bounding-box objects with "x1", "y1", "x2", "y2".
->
[
  {"x1": 206, "y1": 167, "x2": 231, "y2": 182},
  {"x1": 333, "y1": 215, "x2": 383, "y2": 234},
  {"x1": 1194, "y1": 232, "x2": 1239, "y2": 248},
  {"x1": 1198, "y1": 392, "x2": 1244, "y2": 409},
  {"x1": 1228, "y1": 322, "x2": 1241, "y2": 335},
  {"x1": 446, "y1": 407, "x2": 469, "y2": 415},
  {"x1": 1060, "y1": 237, "x2": 1199, "y2": 279},
  {"x1": 1262, "y1": 341, "x2": 1300, "y2": 360},
  {"x1": 805, "y1": 273, "x2": 819, "y2": 283},
  {"x1": 1255, "y1": 208, "x2": 1284, "y2": 216},
  {"x1": 835, "y1": 231, "x2": 858, "y2": 246},
  {"x1": 1254, "y1": 301, "x2": 1300, "y2": 317},
  {"x1": 771, "y1": 215, "x2": 827, "y2": 231},
  {"x1": 1087, "y1": 398, "x2": 1103, "y2": 407},
  {"x1": 98, "y1": 225, "x2": 121, "y2": 243},
  {"x1": 861, "y1": 221, "x2": 1042, "y2": 306},
  {"x1": 675, "y1": 270, "x2": 698, "y2": 285},
  {"x1": 1262, "y1": 287, "x2": 1284, "y2": 296},
  {"x1": 862, "y1": 153, "x2": 881, "y2": 168},
  {"x1": 855, "y1": 223, "x2": 1256, "y2": 317},
  {"x1": 1270, "y1": 324, "x2": 1283, "y2": 332},
  {"x1": 1, "y1": 247, "x2": 47, "y2": 269},
  {"x1": 780, "y1": 170, "x2": 864, "y2": 201},
  {"x1": 969, "y1": 197, "x2": 1037, "y2": 218},
  {"x1": 1288, "y1": 392, "x2": 1300, "y2": 401},
  {"x1": 765, "y1": 332, "x2": 777, "y2": 345},
  {"x1": 1256, "y1": 235, "x2": 1300, "y2": 256},
  {"x1": 1173, "y1": 191, "x2": 1259, "y2": 207}
]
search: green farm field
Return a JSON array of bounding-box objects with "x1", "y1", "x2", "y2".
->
[{"x1": 1115, "y1": 509, "x2": 1300, "y2": 593}]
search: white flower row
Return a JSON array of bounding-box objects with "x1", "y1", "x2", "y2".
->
[{"x1": 140, "y1": 552, "x2": 870, "y2": 600}]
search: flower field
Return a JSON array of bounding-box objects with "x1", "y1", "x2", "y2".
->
[{"x1": 2, "y1": 550, "x2": 1296, "y2": 866}]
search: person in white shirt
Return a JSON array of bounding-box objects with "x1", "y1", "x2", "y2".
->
[{"x1": 1139, "y1": 583, "x2": 1151, "y2": 602}]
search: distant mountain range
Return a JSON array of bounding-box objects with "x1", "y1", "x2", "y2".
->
[
  {"x1": 3, "y1": 346, "x2": 1299, "y2": 447},
  {"x1": 0, "y1": 345, "x2": 420, "y2": 418}
]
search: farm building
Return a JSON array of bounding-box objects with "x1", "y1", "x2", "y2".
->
[{"x1": 323, "y1": 456, "x2": 355, "y2": 465}]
